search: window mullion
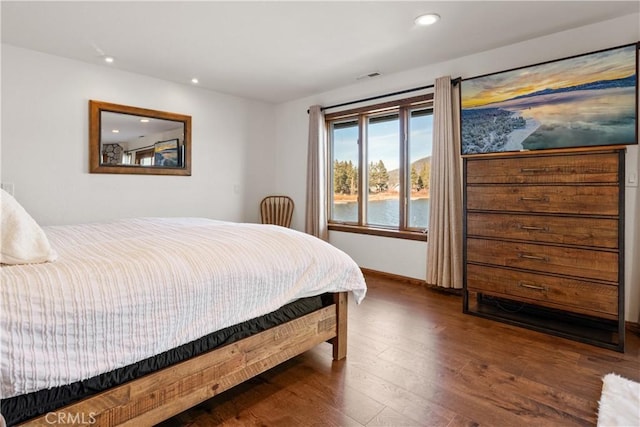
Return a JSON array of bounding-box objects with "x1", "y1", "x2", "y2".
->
[
  {"x1": 358, "y1": 114, "x2": 366, "y2": 227},
  {"x1": 399, "y1": 107, "x2": 408, "y2": 231}
]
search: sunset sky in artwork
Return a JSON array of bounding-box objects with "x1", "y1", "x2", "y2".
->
[{"x1": 461, "y1": 45, "x2": 637, "y2": 109}]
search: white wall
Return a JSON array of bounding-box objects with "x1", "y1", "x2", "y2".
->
[
  {"x1": 1, "y1": 44, "x2": 276, "y2": 226},
  {"x1": 273, "y1": 13, "x2": 640, "y2": 321}
]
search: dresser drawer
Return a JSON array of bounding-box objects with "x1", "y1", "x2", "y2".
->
[
  {"x1": 466, "y1": 185, "x2": 619, "y2": 216},
  {"x1": 465, "y1": 152, "x2": 619, "y2": 184},
  {"x1": 466, "y1": 212, "x2": 618, "y2": 249},
  {"x1": 466, "y1": 264, "x2": 618, "y2": 319},
  {"x1": 466, "y1": 238, "x2": 618, "y2": 282}
]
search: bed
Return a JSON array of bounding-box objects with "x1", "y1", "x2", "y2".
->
[{"x1": 0, "y1": 210, "x2": 366, "y2": 426}]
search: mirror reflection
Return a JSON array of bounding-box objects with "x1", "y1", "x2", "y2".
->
[
  {"x1": 100, "y1": 112, "x2": 184, "y2": 167},
  {"x1": 89, "y1": 100, "x2": 192, "y2": 176}
]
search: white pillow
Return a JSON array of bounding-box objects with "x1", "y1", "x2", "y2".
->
[{"x1": 1, "y1": 189, "x2": 57, "y2": 265}]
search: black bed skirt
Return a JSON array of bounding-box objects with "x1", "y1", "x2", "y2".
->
[{"x1": 1, "y1": 295, "x2": 330, "y2": 426}]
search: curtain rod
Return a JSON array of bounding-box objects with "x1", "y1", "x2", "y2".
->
[{"x1": 308, "y1": 76, "x2": 461, "y2": 113}]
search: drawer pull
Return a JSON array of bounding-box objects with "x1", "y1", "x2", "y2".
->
[
  {"x1": 520, "y1": 167, "x2": 548, "y2": 173},
  {"x1": 519, "y1": 196, "x2": 549, "y2": 202},
  {"x1": 518, "y1": 253, "x2": 548, "y2": 261},
  {"x1": 518, "y1": 281, "x2": 547, "y2": 291},
  {"x1": 520, "y1": 225, "x2": 547, "y2": 231}
]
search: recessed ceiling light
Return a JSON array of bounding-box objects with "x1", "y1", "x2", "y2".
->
[
  {"x1": 139, "y1": 118, "x2": 150, "y2": 123},
  {"x1": 415, "y1": 13, "x2": 440, "y2": 26},
  {"x1": 191, "y1": 78, "x2": 199, "y2": 84},
  {"x1": 104, "y1": 56, "x2": 115, "y2": 63},
  {"x1": 111, "y1": 129, "x2": 119, "y2": 133}
]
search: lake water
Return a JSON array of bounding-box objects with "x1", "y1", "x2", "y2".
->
[{"x1": 333, "y1": 198, "x2": 430, "y2": 229}]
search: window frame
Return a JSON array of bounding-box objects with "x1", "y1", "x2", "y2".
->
[{"x1": 326, "y1": 94, "x2": 433, "y2": 241}]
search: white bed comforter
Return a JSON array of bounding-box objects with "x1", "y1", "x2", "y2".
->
[{"x1": 0, "y1": 217, "x2": 366, "y2": 399}]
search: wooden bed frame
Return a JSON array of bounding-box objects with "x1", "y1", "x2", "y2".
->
[{"x1": 18, "y1": 292, "x2": 348, "y2": 426}]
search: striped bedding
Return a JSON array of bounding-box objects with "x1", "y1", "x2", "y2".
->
[{"x1": 0, "y1": 217, "x2": 366, "y2": 399}]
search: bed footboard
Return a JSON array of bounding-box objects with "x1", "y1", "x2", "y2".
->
[{"x1": 18, "y1": 292, "x2": 348, "y2": 426}]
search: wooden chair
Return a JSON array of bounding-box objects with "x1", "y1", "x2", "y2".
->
[{"x1": 260, "y1": 196, "x2": 294, "y2": 228}]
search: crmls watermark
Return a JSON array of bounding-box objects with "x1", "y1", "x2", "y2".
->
[{"x1": 45, "y1": 412, "x2": 97, "y2": 425}]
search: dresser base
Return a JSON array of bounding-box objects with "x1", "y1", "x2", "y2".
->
[{"x1": 464, "y1": 291, "x2": 624, "y2": 352}]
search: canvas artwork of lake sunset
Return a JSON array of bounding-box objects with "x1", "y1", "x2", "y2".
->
[{"x1": 461, "y1": 44, "x2": 638, "y2": 154}]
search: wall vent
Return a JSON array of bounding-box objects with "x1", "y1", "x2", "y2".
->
[{"x1": 356, "y1": 72, "x2": 381, "y2": 80}]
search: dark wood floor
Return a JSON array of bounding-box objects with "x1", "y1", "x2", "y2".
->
[{"x1": 159, "y1": 273, "x2": 640, "y2": 426}]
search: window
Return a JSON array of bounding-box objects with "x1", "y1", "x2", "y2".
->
[
  {"x1": 332, "y1": 119, "x2": 359, "y2": 223},
  {"x1": 327, "y1": 94, "x2": 433, "y2": 240},
  {"x1": 135, "y1": 148, "x2": 155, "y2": 166}
]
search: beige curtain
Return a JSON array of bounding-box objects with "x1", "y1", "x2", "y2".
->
[
  {"x1": 305, "y1": 105, "x2": 329, "y2": 241},
  {"x1": 426, "y1": 76, "x2": 463, "y2": 289}
]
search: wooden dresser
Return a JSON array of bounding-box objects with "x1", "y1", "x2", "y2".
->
[{"x1": 463, "y1": 148, "x2": 625, "y2": 351}]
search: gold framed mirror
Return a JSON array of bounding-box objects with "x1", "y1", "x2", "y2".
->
[{"x1": 89, "y1": 100, "x2": 192, "y2": 175}]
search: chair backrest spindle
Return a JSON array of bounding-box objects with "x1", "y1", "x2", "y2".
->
[{"x1": 260, "y1": 196, "x2": 294, "y2": 228}]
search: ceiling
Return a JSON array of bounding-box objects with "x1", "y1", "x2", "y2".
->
[{"x1": 2, "y1": 1, "x2": 638, "y2": 104}]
